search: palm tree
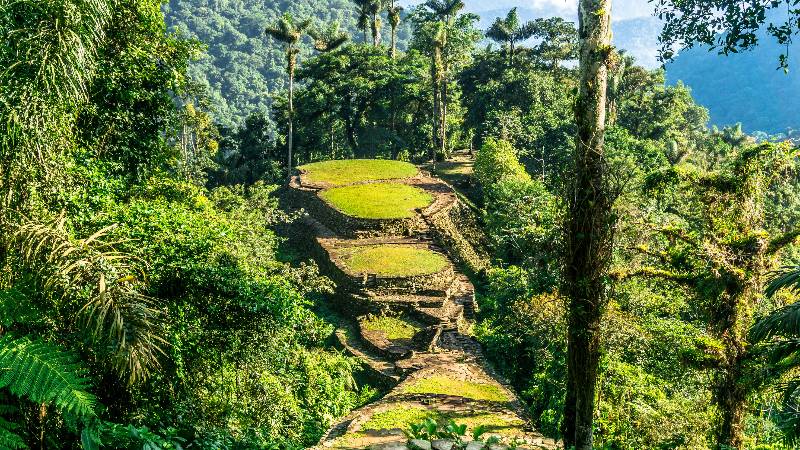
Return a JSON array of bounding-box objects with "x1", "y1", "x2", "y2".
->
[
  {"x1": 420, "y1": 0, "x2": 465, "y2": 164},
  {"x1": 368, "y1": 0, "x2": 385, "y2": 46},
  {"x1": 353, "y1": 0, "x2": 372, "y2": 44},
  {"x1": 309, "y1": 22, "x2": 349, "y2": 53},
  {"x1": 265, "y1": 14, "x2": 311, "y2": 179},
  {"x1": 485, "y1": 8, "x2": 536, "y2": 66},
  {"x1": 750, "y1": 265, "x2": 800, "y2": 443},
  {"x1": 387, "y1": 1, "x2": 403, "y2": 58}
]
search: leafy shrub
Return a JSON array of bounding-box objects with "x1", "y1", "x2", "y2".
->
[{"x1": 473, "y1": 138, "x2": 530, "y2": 189}]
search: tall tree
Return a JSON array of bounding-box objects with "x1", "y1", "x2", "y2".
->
[
  {"x1": 369, "y1": 0, "x2": 385, "y2": 46},
  {"x1": 353, "y1": 0, "x2": 371, "y2": 43},
  {"x1": 417, "y1": 0, "x2": 466, "y2": 162},
  {"x1": 485, "y1": 8, "x2": 536, "y2": 66},
  {"x1": 562, "y1": 0, "x2": 613, "y2": 448},
  {"x1": 265, "y1": 14, "x2": 311, "y2": 179},
  {"x1": 387, "y1": 0, "x2": 403, "y2": 58},
  {"x1": 529, "y1": 17, "x2": 578, "y2": 74},
  {"x1": 621, "y1": 142, "x2": 800, "y2": 448}
]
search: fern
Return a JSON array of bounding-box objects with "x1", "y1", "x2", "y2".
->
[
  {"x1": 0, "y1": 335, "x2": 97, "y2": 419},
  {"x1": 0, "y1": 287, "x2": 44, "y2": 328},
  {"x1": 7, "y1": 216, "x2": 165, "y2": 384},
  {"x1": 0, "y1": 401, "x2": 26, "y2": 450}
]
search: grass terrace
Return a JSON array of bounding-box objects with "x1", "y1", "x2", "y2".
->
[
  {"x1": 299, "y1": 159, "x2": 418, "y2": 186},
  {"x1": 362, "y1": 315, "x2": 422, "y2": 340},
  {"x1": 340, "y1": 245, "x2": 448, "y2": 277},
  {"x1": 320, "y1": 183, "x2": 433, "y2": 219},
  {"x1": 401, "y1": 375, "x2": 511, "y2": 402}
]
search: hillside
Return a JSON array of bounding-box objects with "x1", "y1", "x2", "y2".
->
[
  {"x1": 666, "y1": 31, "x2": 800, "y2": 135},
  {"x1": 164, "y1": 0, "x2": 413, "y2": 127}
]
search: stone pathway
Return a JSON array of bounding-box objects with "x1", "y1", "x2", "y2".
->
[{"x1": 287, "y1": 163, "x2": 557, "y2": 450}]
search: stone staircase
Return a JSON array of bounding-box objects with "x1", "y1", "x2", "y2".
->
[{"x1": 287, "y1": 164, "x2": 557, "y2": 450}]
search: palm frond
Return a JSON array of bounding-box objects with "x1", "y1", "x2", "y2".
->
[
  {"x1": 7, "y1": 216, "x2": 165, "y2": 385},
  {"x1": 0, "y1": 335, "x2": 97, "y2": 419},
  {"x1": 751, "y1": 301, "x2": 800, "y2": 342},
  {"x1": 767, "y1": 265, "x2": 800, "y2": 298},
  {"x1": 485, "y1": 20, "x2": 510, "y2": 43}
]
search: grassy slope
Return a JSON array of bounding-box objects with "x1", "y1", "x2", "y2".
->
[
  {"x1": 300, "y1": 159, "x2": 418, "y2": 186},
  {"x1": 362, "y1": 315, "x2": 421, "y2": 340},
  {"x1": 340, "y1": 245, "x2": 448, "y2": 277},
  {"x1": 320, "y1": 183, "x2": 432, "y2": 219}
]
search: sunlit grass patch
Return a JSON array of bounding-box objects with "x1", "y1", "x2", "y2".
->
[
  {"x1": 401, "y1": 375, "x2": 511, "y2": 402},
  {"x1": 340, "y1": 245, "x2": 448, "y2": 277},
  {"x1": 362, "y1": 405, "x2": 440, "y2": 431},
  {"x1": 362, "y1": 315, "x2": 421, "y2": 340},
  {"x1": 449, "y1": 412, "x2": 524, "y2": 435},
  {"x1": 320, "y1": 183, "x2": 433, "y2": 219},
  {"x1": 300, "y1": 159, "x2": 418, "y2": 186}
]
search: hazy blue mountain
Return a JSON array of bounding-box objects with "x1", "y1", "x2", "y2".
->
[{"x1": 666, "y1": 32, "x2": 799, "y2": 135}]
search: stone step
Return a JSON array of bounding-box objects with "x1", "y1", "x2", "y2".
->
[{"x1": 334, "y1": 326, "x2": 401, "y2": 386}]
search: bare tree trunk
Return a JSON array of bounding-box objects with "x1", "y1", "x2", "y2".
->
[
  {"x1": 509, "y1": 39, "x2": 514, "y2": 66},
  {"x1": 563, "y1": 0, "x2": 612, "y2": 448},
  {"x1": 390, "y1": 25, "x2": 397, "y2": 58},
  {"x1": 287, "y1": 66, "x2": 294, "y2": 179},
  {"x1": 430, "y1": 54, "x2": 439, "y2": 169},
  {"x1": 371, "y1": 16, "x2": 380, "y2": 46},
  {"x1": 440, "y1": 79, "x2": 447, "y2": 160}
]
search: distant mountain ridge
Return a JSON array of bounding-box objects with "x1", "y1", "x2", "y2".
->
[{"x1": 665, "y1": 29, "x2": 800, "y2": 135}]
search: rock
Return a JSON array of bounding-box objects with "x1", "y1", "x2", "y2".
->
[
  {"x1": 431, "y1": 439, "x2": 454, "y2": 450},
  {"x1": 409, "y1": 439, "x2": 432, "y2": 450},
  {"x1": 465, "y1": 441, "x2": 486, "y2": 450},
  {"x1": 369, "y1": 443, "x2": 409, "y2": 450},
  {"x1": 487, "y1": 444, "x2": 508, "y2": 450}
]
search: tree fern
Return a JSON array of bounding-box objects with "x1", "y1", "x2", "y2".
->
[
  {"x1": 7, "y1": 216, "x2": 165, "y2": 385},
  {"x1": 0, "y1": 335, "x2": 97, "y2": 419}
]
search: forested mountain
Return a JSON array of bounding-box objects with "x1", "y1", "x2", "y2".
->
[
  {"x1": 666, "y1": 27, "x2": 800, "y2": 136},
  {"x1": 164, "y1": 0, "x2": 413, "y2": 126}
]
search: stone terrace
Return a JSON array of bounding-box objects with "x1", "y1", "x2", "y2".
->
[{"x1": 286, "y1": 160, "x2": 557, "y2": 450}]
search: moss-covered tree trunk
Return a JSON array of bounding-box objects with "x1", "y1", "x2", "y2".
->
[{"x1": 562, "y1": 0, "x2": 612, "y2": 448}]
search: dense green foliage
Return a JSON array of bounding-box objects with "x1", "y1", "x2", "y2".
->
[
  {"x1": 0, "y1": 0, "x2": 365, "y2": 447},
  {"x1": 4, "y1": 0, "x2": 800, "y2": 447}
]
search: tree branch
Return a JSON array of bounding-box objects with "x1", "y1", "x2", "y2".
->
[{"x1": 768, "y1": 229, "x2": 800, "y2": 254}]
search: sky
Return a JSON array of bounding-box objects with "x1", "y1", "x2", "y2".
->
[
  {"x1": 399, "y1": 0, "x2": 664, "y2": 67},
  {"x1": 399, "y1": 0, "x2": 658, "y2": 22}
]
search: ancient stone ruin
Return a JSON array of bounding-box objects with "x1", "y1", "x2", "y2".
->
[{"x1": 286, "y1": 160, "x2": 557, "y2": 450}]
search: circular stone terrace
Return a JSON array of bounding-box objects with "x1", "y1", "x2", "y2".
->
[{"x1": 292, "y1": 159, "x2": 459, "y2": 237}]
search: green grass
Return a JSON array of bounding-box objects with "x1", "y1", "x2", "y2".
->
[
  {"x1": 340, "y1": 245, "x2": 448, "y2": 277},
  {"x1": 361, "y1": 405, "x2": 439, "y2": 430},
  {"x1": 299, "y1": 159, "x2": 418, "y2": 186},
  {"x1": 320, "y1": 183, "x2": 433, "y2": 219},
  {"x1": 362, "y1": 315, "x2": 421, "y2": 340},
  {"x1": 401, "y1": 375, "x2": 511, "y2": 402}
]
